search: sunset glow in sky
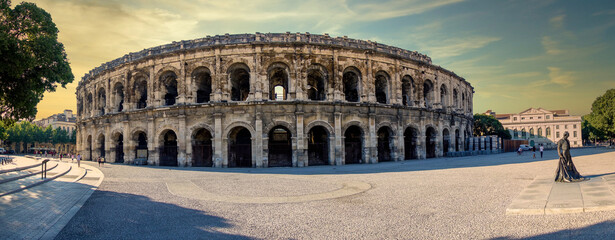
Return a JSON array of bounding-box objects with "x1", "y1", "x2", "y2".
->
[{"x1": 27, "y1": 0, "x2": 615, "y2": 119}]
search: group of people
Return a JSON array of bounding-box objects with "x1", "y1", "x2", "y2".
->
[{"x1": 517, "y1": 144, "x2": 545, "y2": 158}]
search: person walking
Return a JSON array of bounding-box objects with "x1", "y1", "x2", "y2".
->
[
  {"x1": 539, "y1": 144, "x2": 544, "y2": 158},
  {"x1": 518, "y1": 146, "x2": 522, "y2": 155},
  {"x1": 76, "y1": 153, "x2": 81, "y2": 168},
  {"x1": 532, "y1": 146, "x2": 536, "y2": 159}
]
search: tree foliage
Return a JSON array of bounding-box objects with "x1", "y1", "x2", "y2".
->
[
  {"x1": 585, "y1": 89, "x2": 615, "y2": 141},
  {"x1": 473, "y1": 114, "x2": 511, "y2": 139},
  {"x1": 582, "y1": 115, "x2": 605, "y2": 143},
  {"x1": 0, "y1": 0, "x2": 74, "y2": 122},
  {"x1": 4, "y1": 121, "x2": 74, "y2": 151}
]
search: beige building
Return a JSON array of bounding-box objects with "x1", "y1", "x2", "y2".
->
[
  {"x1": 486, "y1": 108, "x2": 582, "y2": 148},
  {"x1": 34, "y1": 110, "x2": 77, "y2": 134}
]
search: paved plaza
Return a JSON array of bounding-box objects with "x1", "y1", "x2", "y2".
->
[{"x1": 5, "y1": 148, "x2": 615, "y2": 239}]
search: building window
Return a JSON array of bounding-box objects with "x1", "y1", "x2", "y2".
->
[
  {"x1": 573, "y1": 124, "x2": 577, "y2": 129},
  {"x1": 522, "y1": 129, "x2": 526, "y2": 138},
  {"x1": 546, "y1": 127, "x2": 551, "y2": 137},
  {"x1": 514, "y1": 117, "x2": 517, "y2": 121},
  {"x1": 538, "y1": 128, "x2": 542, "y2": 136},
  {"x1": 574, "y1": 131, "x2": 577, "y2": 137},
  {"x1": 522, "y1": 117, "x2": 525, "y2": 120},
  {"x1": 530, "y1": 128, "x2": 534, "y2": 137},
  {"x1": 565, "y1": 125, "x2": 568, "y2": 129},
  {"x1": 513, "y1": 129, "x2": 518, "y2": 138},
  {"x1": 538, "y1": 117, "x2": 542, "y2": 119},
  {"x1": 574, "y1": 141, "x2": 577, "y2": 145},
  {"x1": 556, "y1": 132, "x2": 560, "y2": 138},
  {"x1": 546, "y1": 115, "x2": 550, "y2": 119},
  {"x1": 530, "y1": 117, "x2": 533, "y2": 120},
  {"x1": 556, "y1": 125, "x2": 559, "y2": 129}
]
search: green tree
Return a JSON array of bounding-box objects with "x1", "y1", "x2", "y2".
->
[
  {"x1": 0, "y1": 0, "x2": 74, "y2": 122},
  {"x1": 473, "y1": 114, "x2": 511, "y2": 139},
  {"x1": 70, "y1": 129, "x2": 76, "y2": 144},
  {"x1": 585, "y1": 89, "x2": 615, "y2": 143},
  {"x1": 582, "y1": 115, "x2": 605, "y2": 145}
]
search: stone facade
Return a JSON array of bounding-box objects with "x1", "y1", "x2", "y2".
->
[
  {"x1": 75, "y1": 33, "x2": 474, "y2": 167},
  {"x1": 487, "y1": 108, "x2": 582, "y2": 149}
]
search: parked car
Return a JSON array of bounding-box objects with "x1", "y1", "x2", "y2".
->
[
  {"x1": 0, "y1": 148, "x2": 6, "y2": 154},
  {"x1": 7, "y1": 150, "x2": 15, "y2": 154},
  {"x1": 518, "y1": 144, "x2": 532, "y2": 151}
]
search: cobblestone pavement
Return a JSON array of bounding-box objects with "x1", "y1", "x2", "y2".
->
[{"x1": 56, "y1": 148, "x2": 615, "y2": 239}]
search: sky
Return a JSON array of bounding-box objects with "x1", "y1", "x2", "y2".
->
[{"x1": 23, "y1": 0, "x2": 615, "y2": 119}]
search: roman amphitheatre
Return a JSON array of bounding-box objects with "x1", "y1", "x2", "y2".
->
[{"x1": 75, "y1": 32, "x2": 474, "y2": 167}]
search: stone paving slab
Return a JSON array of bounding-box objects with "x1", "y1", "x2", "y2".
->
[{"x1": 507, "y1": 174, "x2": 615, "y2": 215}]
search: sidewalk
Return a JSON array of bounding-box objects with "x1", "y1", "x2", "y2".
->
[{"x1": 0, "y1": 156, "x2": 104, "y2": 240}]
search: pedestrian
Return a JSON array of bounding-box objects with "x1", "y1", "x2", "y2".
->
[
  {"x1": 97, "y1": 156, "x2": 101, "y2": 167},
  {"x1": 518, "y1": 147, "x2": 522, "y2": 155},
  {"x1": 76, "y1": 153, "x2": 81, "y2": 167},
  {"x1": 532, "y1": 146, "x2": 536, "y2": 159},
  {"x1": 59, "y1": 153, "x2": 62, "y2": 161},
  {"x1": 71, "y1": 153, "x2": 75, "y2": 162},
  {"x1": 540, "y1": 144, "x2": 544, "y2": 158}
]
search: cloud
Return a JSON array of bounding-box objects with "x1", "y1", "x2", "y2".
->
[
  {"x1": 547, "y1": 67, "x2": 575, "y2": 87},
  {"x1": 425, "y1": 36, "x2": 501, "y2": 59},
  {"x1": 549, "y1": 14, "x2": 565, "y2": 29},
  {"x1": 541, "y1": 36, "x2": 562, "y2": 55}
]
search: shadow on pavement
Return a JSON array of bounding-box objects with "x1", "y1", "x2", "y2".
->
[
  {"x1": 54, "y1": 190, "x2": 251, "y2": 240},
  {"x1": 491, "y1": 220, "x2": 615, "y2": 239},
  {"x1": 91, "y1": 147, "x2": 613, "y2": 176}
]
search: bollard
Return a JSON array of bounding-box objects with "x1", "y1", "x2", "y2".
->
[{"x1": 42, "y1": 159, "x2": 49, "y2": 179}]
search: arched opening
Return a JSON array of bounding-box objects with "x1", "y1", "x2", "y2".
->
[
  {"x1": 546, "y1": 127, "x2": 551, "y2": 137},
  {"x1": 402, "y1": 75, "x2": 413, "y2": 106},
  {"x1": 113, "y1": 83, "x2": 124, "y2": 112},
  {"x1": 87, "y1": 135, "x2": 92, "y2": 161},
  {"x1": 375, "y1": 71, "x2": 389, "y2": 104},
  {"x1": 134, "y1": 132, "x2": 148, "y2": 162},
  {"x1": 426, "y1": 127, "x2": 436, "y2": 158},
  {"x1": 538, "y1": 128, "x2": 542, "y2": 137},
  {"x1": 97, "y1": 134, "x2": 105, "y2": 160},
  {"x1": 192, "y1": 128, "x2": 213, "y2": 167},
  {"x1": 86, "y1": 93, "x2": 93, "y2": 115},
  {"x1": 377, "y1": 126, "x2": 393, "y2": 162},
  {"x1": 344, "y1": 125, "x2": 363, "y2": 164},
  {"x1": 530, "y1": 128, "x2": 534, "y2": 137},
  {"x1": 443, "y1": 128, "x2": 450, "y2": 155},
  {"x1": 455, "y1": 129, "x2": 461, "y2": 152},
  {"x1": 424, "y1": 80, "x2": 434, "y2": 107},
  {"x1": 453, "y1": 89, "x2": 458, "y2": 109},
  {"x1": 404, "y1": 127, "x2": 418, "y2": 160},
  {"x1": 530, "y1": 140, "x2": 535, "y2": 147},
  {"x1": 229, "y1": 64, "x2": 250, "y2": 101},
  {"x1": 159, "y1": 130, "x2": 178, "y2": 166},
  {"x1": 307, "y1": 67, "x2": 327, "y2": 101},
  {"x1": 114, "y1": 133, "x2": 124, "y2": 163},
  {"x1": 343, "y1": 68, "x2": 360, "y2": 102},
  {"x1": 135, "y1": 78, "x2": 147, "y2": 109},
  {"x1": 308, "y1": 126, "x2": 329, "y2": 166},
  {"x1": 268, "y1": 126, "x2": 292, "y2": 167},
  {"x1": 268, "y1": 64, "x2": 289, "y2": 101},
  {"x1": 193, "y1": 68, "x2": 212, "y2": 103},
  {"x1": 98, "y1": 88, "x2": 106, "y2": 115},
  {"x1": 228, "y1": 127, "x2": 252, "y2": 167},
  {"x1": 440, "y1": 84, "x2": 448, "y2": 108},
  {"x1": 160, "y1": 71, "x2": 178, "y2": 106}
]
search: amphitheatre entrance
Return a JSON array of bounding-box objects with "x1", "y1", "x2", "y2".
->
[
  {"x1": 344, "y1": 126, "x2": 363, "y2": 164},
  {"x1": 160, "y1": 130, "x2": 178, "y2": 166},
  {"x1": 308, "y1": 126, "x2": 329, "y2": 166},
  {"x1": 377, "y1": 127, "x2": 393, "y2": 162},
  {"x1": 228, "y1": 127, "x2": 252, "y2": 167},
  {"x1": 192, "y1": 129, "x2": 213, "y2": 167},
  {"x1": 268, "y1": 127, "x2": 292, "y2": 167},
  {"x1": 404, "y1": 127, "x2": 418, "y2": 159}
]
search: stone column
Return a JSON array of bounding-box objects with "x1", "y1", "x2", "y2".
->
[
  {"x1": 147, "y1": 115, "x2": 156, "y2": 165},
  {"x1": 178, "y1": 116, "x2": 187, "y2": 166},
  {"x1": 296, "y1": 108, "x2": 306, "y2": 167},
  {"x1": 368, "y1": 108, "x2": 377, "y2": 164},
  {"x1": 213, "y1": 112, "x2": 223, "y2": 167},
  {"x1": 480, "y1": 136, "x2": 485, "y2": 151},
  {"x1": 124, "y1": 121, "x2": 134, "y2": 164},
  {"x1": 254, "y1": 112, "x2": 263, "y2": 168},
  {"x1": 334, "y1": 109, "x2": 343, "y2": 165}
]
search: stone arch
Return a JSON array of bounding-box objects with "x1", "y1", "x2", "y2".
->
[
  {"x1": 97, "y1": 86, "x2": 106, "y2": 115},
  {"x1": 191, "y1": 127, "x2": 213, "y2": 167},
  {"x1": 155, "y1": 66, "x2": 180, "y2": 88},
  {"x1": 401, "y1": 75, "x2": 414, "y2": 106},
  {"x1": 112, "y1": 81, "x2": 125, "y2": 112},
  {"x1": 307, "y1": 64, "x2": 328, "y2": 101},
  {"x1": 342, "y1": 120, "x2": 369, "y2": 135},
  {"x1": 440, "y1": 84, "x2": 448, "y2": 108},
  {"x1": 342, "y1": 66, "x2": 361, "y2": 102},
  {"x1": 111, "y1": 129, "x2": 124, "y2": 163},
  {"x1": 192, "y1": 66, "x2": 212, "y2": 103},
  {"x1": 227, "y1": 126, "x2": 252, "y2": 168},
  {"x1": 442, "y1": 127, "x2": 451, "y2": 155},
  {"x1": 343, "y1": 124, "x2": 364, "y2": 164},
  {"x1": 305, "y1": 120, "x2": 335, "y2": 137},
  {"x1": 375, "y1": 121, "x2": 397, "y2": 136},
  {"x1": 158, "y1": 70, "x2": 178, "y2": 106},
  {"x1": 132, "y1": 73, "x2": 148, "y2": 109},
  {"x1": 425, "y1": 125, "x2": 437, "y2": 158},
  {"x1": 267, "y1": 62, "x2": 291, "y2": 100},
  {"x1": 267, "y1": 125, "x2": 293, "y2": 167},
  {"x1": 374, "y1": 70, "x2": 390, "y2": 104},
  {"x1": 95, "y1": 132, "x2": 106, "y2": 160},
  {"x1": 423, "y1": 79, "x2": 434, "y2": 107},
  {"x1": 377, "y1": 125, "x2": 394, "y2": 162},
  {"x1": 227, "y1": 62, "x2": 251, "y2": 101},
  {"x1": 188, "y1": 123, "x2": 216, "y2": 139},
  {"x1": 404, "y1": 125, "x2": 420, "y2": 160},
  {"x1": 130, "y1": 127, "x2": 148, "y2": 139},
  {"x1": 264, "y1": 120, "x2": 296, "y2": 138},
  {"x1": 158, "y1": 129, "x2": 178, "y2": 166},
  {"x1": 307, "y1": 125, "x2": 330, "y2": 166},
  {"x1": 224, "y1": 121, "x2": 256, "y2": 139}
]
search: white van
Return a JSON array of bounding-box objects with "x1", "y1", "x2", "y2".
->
[{"x1": 0, "y1": 147, "x2": 6, "y2": 154}]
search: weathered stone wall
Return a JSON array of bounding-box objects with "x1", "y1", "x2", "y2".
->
[{"x1": 75, "y1": 33, "x2": 474, "y2": 167}]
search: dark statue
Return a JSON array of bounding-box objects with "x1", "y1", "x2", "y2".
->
[{"x1": 555, "y1": 131, "x2": 587, "y2": 182}]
